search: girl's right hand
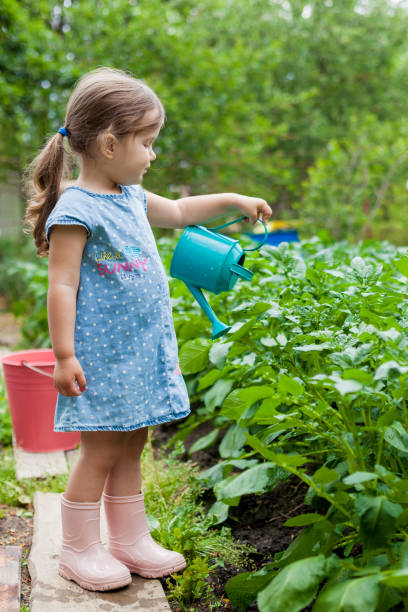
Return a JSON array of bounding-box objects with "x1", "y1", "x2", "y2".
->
[{"x1": 53, "y1": 356, "x2": 87, "y2": 396}]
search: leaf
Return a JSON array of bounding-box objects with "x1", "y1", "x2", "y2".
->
[
  {"x1": 260, "y1": 336, "x2": 278, "y2": 347},
  {"x1": 248, "y1": 396, "x2": 283, "y2": 424},
  {"x1": 284, "y1": 514, "x2": 325, "y2": 527},
  {"x1": 333, "y1": 377, "x2": 362, "y2": 395},
  {"x1": 384, "y1": 422, "x2": 408, "y2": 454},
  {"x1": 293, "y1": 342, "x2": 331, "y2": 352},
  {"x1": 215, "y1": 463, "x2": 288, "y2": 504},
  {"x1": 343, "y1": 472, "x2": 378, "y2": 485},
  {"x1": 257, "y1": 555, "x2": 328, "y2": 612},
  {"x1": 228, "y1": 319, "x2": 257, "y2": 340},
  {"x1": 313, "y1": 575, "x2": 381, "y2": 612},
  {"x1": 380, "y1": 568, "x2": 408, "y2": 588},
  {"x1": 374, "y1": 361, "x2": 408, "y2": 381},
  {"x1": 278, "y1": 375, "x2": 304, "y2": 397},
  {"x1": 188, "y1": 429, "x2": 219, "y2": 455},
  {"x1": 246, "y1": 434, "x2": 307, "y2": 467},
  {"x1": 276, "y1": 521, "x2": 336, "y2": 569},
  {"x1": 179, "y1": 338, "x2": 210, "y2": 374},
  {"x1": 199, "y1": 459, "x2": 260, "y2": 487},
  {"x1": 354, "y1": 495, "x2": 403, "y2": 549},
  {"x1": 342, "y1": 368, "x2": 372, "y2": 384},
  {"x1": 222, "y1": 386, "x2": 273, "y2": 421},
  {"x1": 209, "y1": 341, "x2": 233, "y2": 369},
  {"x1": 276, "y1": 332, "x2": 288, "y2": 346},
  {"x1": 394, "y1": 256, "x2": 408, "y2": 277},
  {"x1": 203, "y1": 379, "x2": 233, "y2": 412},
  {"x1": 197, "y1": 368, "x2": 225, "y2": 391},
  {"x1": 207, "y1": 500, "x2": 230, "y2": 525},
  {"x1": 226, "y1": 567, "x2": 274, "y2": 611},
  {"x1": 219, "y1": 423, "x2": 248, "y2": 458},
  {"x1": 312, "y1": 466, "x2": 339, "y2": 485}
]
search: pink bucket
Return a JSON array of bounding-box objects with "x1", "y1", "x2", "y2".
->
[{"x1": 1, "y1": 349, "x2": 80, "y2": 452}]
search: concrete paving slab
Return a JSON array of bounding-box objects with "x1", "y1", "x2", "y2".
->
[
  {"x1": 12, "y1": 434, "x2": 68, "y2": 480},
  {"x1": 0, "y1": 545, "x2": 21, "y2": 612},
  {"x1": 29, "y1": 492, "x2": 170, "y2": 611}
]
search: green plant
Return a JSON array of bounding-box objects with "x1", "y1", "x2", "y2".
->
[
  {"x1": 156, "y1": 234, "x2": 408, "y2": 610},
  {"x1": 165, "y1": 555, "x2": 213, "y2": 607},
  {"x1": 0, "y1": 447, "x2": 68, "y2": 510},
  {"x1": 296, "y1": 114, "x2": 408, "y2": 244},
  {"x1": 1, "y1": 258, "x2": 50, "y2": 349},
  {"x1": 142, "y1": 433, "x2": 255, "y2": 607}
]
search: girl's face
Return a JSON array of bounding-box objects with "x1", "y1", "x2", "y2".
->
[{"x1": 111, "y1": 111, "x2": 161, "y2": 185}]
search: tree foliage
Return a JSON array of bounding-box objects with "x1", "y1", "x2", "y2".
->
[{"x1": 2, "y1": 0, "x2": 408, "y2": 239}]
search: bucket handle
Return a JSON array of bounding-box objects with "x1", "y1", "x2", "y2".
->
[
  {"x1": 206, "y1": 216, "x2": 268, "y2": 251},
  {"x1": 21, "y1": 360, "x2": 54, "y2": 378}
]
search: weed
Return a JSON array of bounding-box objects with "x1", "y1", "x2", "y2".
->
[
  {"x1": 0, "y1": 447, "x2": 68, "y2": 508},
  {"x1": 165, "y1": 556, "x2": 213, "y2": 607},
  {"x1": 142, "y1": 432, "x2": 255, "y2": 607}
]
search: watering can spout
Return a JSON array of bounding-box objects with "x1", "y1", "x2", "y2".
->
[{"x1": 185, "y1": 282, "x2": 231, "y2": 340}]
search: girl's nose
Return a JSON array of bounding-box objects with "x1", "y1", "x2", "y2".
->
[{"x1": 150, "y1": 148, "x2": 156, "y2": 161}]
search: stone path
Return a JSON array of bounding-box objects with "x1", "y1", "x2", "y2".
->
[
  {"x1": 12, "y1": 434, "x2": 79, "y2": 480},
  {"x1": 29, "y1": 492, "x2": 170, "y2": 611},
  {"x1": 0, "y1": 546, "x2": 20, "y2": 612}
]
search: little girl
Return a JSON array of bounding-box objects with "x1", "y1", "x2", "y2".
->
[{"x1": 24, "y1": 67, "x2": 272, "y2": 592}]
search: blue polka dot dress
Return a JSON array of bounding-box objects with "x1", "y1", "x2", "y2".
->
[{"x1": 45, "y1": 184, "x2": 191, "y2": 431}]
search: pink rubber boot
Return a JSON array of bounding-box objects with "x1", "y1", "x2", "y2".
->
[
  {"x1": 103, "y1": 491, "x2": 186, "y2": 578},
  {"x1": 58, "y1": 493, "x2": 132, "y2": 591}
]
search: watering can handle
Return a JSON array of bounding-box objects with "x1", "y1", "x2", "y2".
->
[{"x1": 207, "y1": 216, "x2": 268, "y2": 251}]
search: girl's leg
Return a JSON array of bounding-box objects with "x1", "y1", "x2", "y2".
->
[
  {"x1": 58, "y1": 431, "x2": 132, "y2": 590},
  {"x1": 103, "y1": 426, "x2": 148, "y2": 496},
  {"x1": 102, "y1": 426, "x2": 186, "y2": 578},
  {"x1": 65, "y1": 431, "x2": 126, "y2": 502}
]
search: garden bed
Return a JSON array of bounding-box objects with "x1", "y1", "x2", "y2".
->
[{"x1": 152, "y1": 421, "x2": 309, "y2": 611}]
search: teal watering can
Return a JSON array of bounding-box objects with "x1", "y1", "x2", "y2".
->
[{"x1": 170, "y1": 215, "x2": 268, "y2": 340}]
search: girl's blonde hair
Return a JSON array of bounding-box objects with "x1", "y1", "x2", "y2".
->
[{"x1": 23, "y1": 67, "x2": 165, "y2": 257}]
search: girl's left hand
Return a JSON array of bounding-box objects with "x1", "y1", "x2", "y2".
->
[{"x1": 237, "y1": 195, "x2": 273, "y2": 225}]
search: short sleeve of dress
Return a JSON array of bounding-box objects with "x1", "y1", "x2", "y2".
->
[
  {"x1": 45, "y1": 190, "x2": 94, "y2": 243},
  {"x1": 128, "y1": 184, "x2": 147, "y2": 214}
]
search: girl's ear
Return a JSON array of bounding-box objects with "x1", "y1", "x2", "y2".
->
[{"x1": 97, "y1": 131, "x2": 118, "y2": 159}]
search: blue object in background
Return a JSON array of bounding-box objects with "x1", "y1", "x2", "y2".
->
[{"x1": 247, "y1": 229, "x2": 299, "y2": 246}]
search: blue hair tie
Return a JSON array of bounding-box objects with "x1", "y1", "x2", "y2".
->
[{"x1": 58, "y1": 126, "x2": 69, "y2": 137}]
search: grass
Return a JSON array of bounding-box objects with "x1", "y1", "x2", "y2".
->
[{"x1": 142, "y1": 431, "x2": 256, "y2": 608}]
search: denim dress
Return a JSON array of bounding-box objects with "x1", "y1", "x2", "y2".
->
[{"x1": 45, "y1": 184, "x2": 190, "y2": 431}]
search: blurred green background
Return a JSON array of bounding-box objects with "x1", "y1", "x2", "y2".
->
[{"x1": 2, "y1": 0, "x2": 408, "y2": 245}]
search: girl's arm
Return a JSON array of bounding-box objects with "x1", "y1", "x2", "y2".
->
[
  {"x1": 47, "y1": 225, "x2": 87, "y2": 396},
  {"x1": 145, "y1": 191, "x2": 272, "y2": 228}
]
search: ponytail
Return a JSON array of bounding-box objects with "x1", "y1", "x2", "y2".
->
[{"x1": 23, "y1": 130, "x2": 72, "y2": 257}]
